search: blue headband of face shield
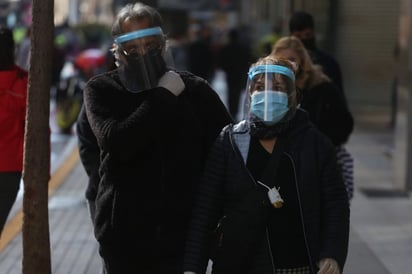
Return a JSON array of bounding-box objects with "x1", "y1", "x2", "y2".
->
[
  {"x1": 114, "y1": 27, "x2": 164, "y2": 44},
  {"x1": 248, "y1": 65, "x2": 295, "y2": 82}
]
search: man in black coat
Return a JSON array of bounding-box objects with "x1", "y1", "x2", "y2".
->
[
  {"x1": 217, "y1": 29, "x2": 253, "y2": 121},
  {"x1": 82, "y1": 3, "x2": 232, "y2": 274},
  {"x1": 289, "y1": 11, "x2": 344, "y2": 94}
]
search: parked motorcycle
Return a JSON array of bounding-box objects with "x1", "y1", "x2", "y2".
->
[{"x1": 55, "y1": 48, "x2": 106, "y2": 134}]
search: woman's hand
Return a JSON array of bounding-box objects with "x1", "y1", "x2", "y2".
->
[{"x1": 317, "y1": 258, "x2": 340, "y2": 274}]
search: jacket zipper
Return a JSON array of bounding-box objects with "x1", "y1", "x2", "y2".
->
[
  {"x1": 266, "y1": 228, "x2": 276, "y2": 273},
  {"x1": 285, "y1": 152, "x2": 315, "y2": 273},
  {"x1": 229, "y1": 128, "x2": 277, "y2": 273}
]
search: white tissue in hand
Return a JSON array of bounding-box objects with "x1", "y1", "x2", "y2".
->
[{"x1": 157, "y1": 71, "x2": 185, "y2": 96}]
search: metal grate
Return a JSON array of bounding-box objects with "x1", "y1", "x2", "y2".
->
[{"x1": 360, "y1": 188, "x2": 409, "y2": 198}]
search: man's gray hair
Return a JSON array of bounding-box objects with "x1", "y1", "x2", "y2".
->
[{"x1": 112, "y1": 2, "x2": 164, "y2": 37}]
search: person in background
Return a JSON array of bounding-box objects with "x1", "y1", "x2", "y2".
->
[
  {"x1": 82, "y1": 3, "x2": 232, "y2": 273},
  {"x1": 167, "y1": 30, "x2": 189, "y2": 71},
  {"x1": 183, "y1": 56, "x2": 349, "y2": 274},
  {"x1": 217, "y1": 28, "x2": 253, "y2": 121},
  {"x1": 272, "y1": 36, "x2": 354, "y2": 201},
  {"x1": 15, "y1": 26, "x2": 31, "y2": 71},
  {"x1": 0, "y1": 26, "x2": 28, "y2": 238},
  {"x1": 255, "y1": 22, "x2": 282, "y2": 58},
  {"x1": 187, "y1": 23, "x2": 215, "y2": 82},
  {"x1": 289, "y1": 11, "x2": 344, "y2": 94}
]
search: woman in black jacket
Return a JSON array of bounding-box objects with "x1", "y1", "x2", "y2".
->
[
  {"x1": 183, "y1": 57, "x2": 349, "y2": 274},
  {"x1": 272, "y1": 36, "x2": 355, "y2": 202}
]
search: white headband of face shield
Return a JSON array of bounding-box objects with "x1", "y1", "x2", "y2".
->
[{"x1": 248, "y1": 65, "x2": 295, "y2": 82}]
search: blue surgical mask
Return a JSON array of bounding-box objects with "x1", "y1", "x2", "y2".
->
[{"x1": 250, "y1": 91, "x2": 289, "y2": 124}]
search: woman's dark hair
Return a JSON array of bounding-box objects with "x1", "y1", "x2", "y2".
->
[{"x1": 0, "y1": 26, "x2": 15, "y2": 69}]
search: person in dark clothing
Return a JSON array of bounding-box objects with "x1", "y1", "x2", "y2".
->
[
  {"x1": 289, "y1": 11, "x2": 344, "y2": 94},
  {"x1": 183, "y1": 56, "x2": 349, "y2": 274},
  {"x1": 217, "y1": 29, "x2": 253, "y2": 121},
  {"x1": 187, "y1": 23, "x2": 215, "y2": 82},
  {"x1": 82, "y1": 3, "x2": 232, "y2": 274},
  {"x1": 272, "y1": 36, "x2": 355, "y2": 201}
]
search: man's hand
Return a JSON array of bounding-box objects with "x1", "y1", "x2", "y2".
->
[
  {"x1": 157, "y1": 71, "x2": 185, "y2": 96},
  {"x1": 317, "y1": 258, "x2": 340, "y2": 274}
]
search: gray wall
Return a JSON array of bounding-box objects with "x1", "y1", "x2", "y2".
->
[{"x1": 334, "y1": 1, "x2": 400, "y2": 115}]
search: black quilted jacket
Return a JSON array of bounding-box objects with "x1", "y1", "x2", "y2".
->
[
  {"x1": 300, "y1": 81, "x2": 354, "y2": 146},
  {"x1": 184, "y1": 109, "x2": 350, "y2": 274}
]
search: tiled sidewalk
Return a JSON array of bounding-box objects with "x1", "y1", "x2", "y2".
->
[{"x1": 0, "y1": 155, "x2": 101, "y2": 274}]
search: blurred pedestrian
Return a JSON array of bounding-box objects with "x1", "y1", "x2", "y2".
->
[
  {"x1": 167, "y1": 31, "x2": 189, "y2": 71},
  {"x1": 183, "y1": 56, "x2": 349, "y2": 274},
  {"x1": 272, "y1": 36, "x2": 355, "y2": 201},
  {"x1": 255, "y1": 22, "x2": 282, "y2": 58},
  {"x1": 0, "y1": 26, "x2": 28, "y2": 238},
  {"x1": 15, "y1": 26, "x2": 31, "y2": 71},
  {"x1": 289, "y1": 11, "x2": 344, "y2": 94},
  {"x1": 82, "y1": 3, "x2": 232, "y2": 273},
  {"x1": 217, "y1": 28, "x2": 253, "y2": 121},
  {"x1": 187, "y1": 23, "x2": 215, "y2": 82}
]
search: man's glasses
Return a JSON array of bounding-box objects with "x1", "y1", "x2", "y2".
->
[{"x1": 120, "y1": 40, "x2": 162, "y2": 57}]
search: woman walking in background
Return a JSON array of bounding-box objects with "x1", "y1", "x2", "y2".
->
[{"x1": 272, "y1": 36, "x2": 355, "y2": 202}]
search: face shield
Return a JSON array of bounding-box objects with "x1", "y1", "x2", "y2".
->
[
  {"x1": 244, "y1": 64, "x2": 297, "y2": 125},
  {"x1": 114, "y1": 27, "x2": 169, "y2": 93}
]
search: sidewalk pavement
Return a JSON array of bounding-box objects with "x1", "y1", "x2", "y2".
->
[
  {"x1": 344, "y1": 112, "x2": 412, "y2": 274},
  {"x1": 1, "y1": 107, "x2": 412, "y2": 273}
]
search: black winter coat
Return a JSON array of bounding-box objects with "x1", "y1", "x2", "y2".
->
[
  {"x1": 301, "y1": 81, "x2": 354, "y2": 146},
  {"x1": 83, "y1": 69, "x2": 232, "y2": 270},
  {"x1": 184, "y1": 109, "x2": 350, "y2": 274}
]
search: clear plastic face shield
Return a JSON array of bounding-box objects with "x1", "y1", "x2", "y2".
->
[
  {"x1": 245, "y1": 64, "x2": 297, "y2": 125},
  {"x1": 114, "y1": 27, "x2": 170, "y2": 93}
]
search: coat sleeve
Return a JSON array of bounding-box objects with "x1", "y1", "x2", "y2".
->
[
  {"x1": 317, "y1": 132, "x2": 350, "y2": 270},
  {"x1": 83, "y1": 73, "x2": 180, "y2": 159},
  {"x1": 76, "y1": 104, "x2": 101, "y2": 201}
]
